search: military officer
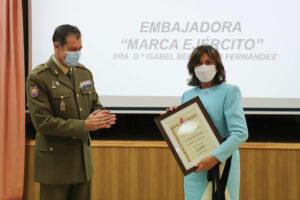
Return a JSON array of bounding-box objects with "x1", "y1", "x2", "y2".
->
[{"x1": 26, "y1": 24, "x2": 116, "y2": 200}]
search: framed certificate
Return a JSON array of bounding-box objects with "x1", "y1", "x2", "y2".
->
[{"x1": 155, "y1": 96, "x2": 222, "y2": 176}]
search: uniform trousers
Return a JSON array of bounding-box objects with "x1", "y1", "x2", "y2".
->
[{"x1": 40, "y1": 180, "x2": 91, "y2": 200}]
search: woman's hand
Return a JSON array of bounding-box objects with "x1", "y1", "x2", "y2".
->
[
  {"x1": 160, "y1": 106, "x2": 178, "y2": 115},
  {"x1": 195, "y1": 155, "x2": 219, "y2": 173}
]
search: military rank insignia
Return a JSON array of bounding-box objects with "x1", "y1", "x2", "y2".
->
[{"x1": 30, "y1": 86, "x2": 38, "y2": 97}]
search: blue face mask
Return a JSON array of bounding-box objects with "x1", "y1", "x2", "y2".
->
[
  {"x1": 59, "y1": 44, "x2": 81, "y2": 67},
  {"x1": 64, "y1": 51, "x2": 81, "y2": 67}
]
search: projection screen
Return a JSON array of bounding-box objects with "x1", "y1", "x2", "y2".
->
[{"x1": 31, "y1": 0, "x2": 300, "y2": 113}]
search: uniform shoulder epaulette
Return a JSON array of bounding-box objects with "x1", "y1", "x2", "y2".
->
[
  {"x1": 76, "y1": 63, "x2": 87, "y2": 69},
  {"x1": 31, "y1": 64, "x2": 50, "y2": 74},
  {"x1": 76, "y1": 63, "x2": 91, "y2": 72}
]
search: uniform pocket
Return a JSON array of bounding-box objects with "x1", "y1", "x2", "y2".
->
[
  {"x1": 80, "y1": 86, "x2": 95, "y2": 95},
  {"x1": 52, "y1": 93, "x2": 72, "y2": 99},
  {"x1": 51, "y1": 92, "x2": 74, "y2": 118},
  {"x1": 80, "y1": 86, "x2": 95, "y2": 111},
  {"x1": 37, "y1": 140, "x2": 73, "y2": 153}
]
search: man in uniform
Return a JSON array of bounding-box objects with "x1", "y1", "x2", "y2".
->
[{"x1": 26, "y1": 24, "x2": 116, "y2": 200}]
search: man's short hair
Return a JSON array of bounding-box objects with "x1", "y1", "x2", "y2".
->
[{"x1": 52, "y1": 24, "x2": 81, "y2": 46}]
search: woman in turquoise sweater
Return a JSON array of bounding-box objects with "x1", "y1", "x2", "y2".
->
[{"x1": 168, "y1": 45, "x2": 248, "y2": 200}]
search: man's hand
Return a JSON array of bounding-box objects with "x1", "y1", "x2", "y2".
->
[
  {"x1": 194, "y1": 155, "x2": 219, "y2": 173},
  {"x1": 85, "y1": 109, "x2": 117, "y2": 131}
]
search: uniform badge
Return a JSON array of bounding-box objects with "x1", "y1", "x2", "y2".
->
[
  {"x1": 52, "y1": 81, "x2": 56, "y2": 88},
  {"x1": 60, "y1": 100, "x2": 66, "y2": 112},
  {"x1": 52, "y1": 81, "x2": 61, "y2": 88},
  {"x1": 30, "y1": 86, "x2": 38, "y2": 97}
]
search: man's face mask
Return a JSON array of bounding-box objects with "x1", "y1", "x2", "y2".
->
[{"x1": 59, "y1": 45, "x2": 81, "y2": 67}]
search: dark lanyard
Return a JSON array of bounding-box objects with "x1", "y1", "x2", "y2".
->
[{"x1": 207, "y1": 155, "x2": 232, "y2": 200}]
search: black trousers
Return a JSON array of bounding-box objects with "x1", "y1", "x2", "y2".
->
[{"x1": 40, "y1": 180, "x2": 91, "y2": 200}]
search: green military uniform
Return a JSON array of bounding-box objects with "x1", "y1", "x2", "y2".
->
[{"x1": 26, "y1": 56, "x2": 104, "y2": 199}]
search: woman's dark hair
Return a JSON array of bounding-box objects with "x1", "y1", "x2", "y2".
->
[
  {"x1": 52, "y1": 24, "x2": 81, "y2": 46},
  {"x1": 187, "y1": 45, "x2": 226, "y2": 86}
]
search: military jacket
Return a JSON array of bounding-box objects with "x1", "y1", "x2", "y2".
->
[{"x1": 26, "y1": 57, "x2": 104, "y2": 184}]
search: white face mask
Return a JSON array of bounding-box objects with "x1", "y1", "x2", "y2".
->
[{"x1": 194, "y1": 64, "x2": 217, "y2": 83}]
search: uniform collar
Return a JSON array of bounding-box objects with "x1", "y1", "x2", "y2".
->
[
  {"x1": 52, "y1": 55, "x2": 70, "y2": 75},
  {"x1": 46, "y1": 57, "x2": 74, "y2": 89}
]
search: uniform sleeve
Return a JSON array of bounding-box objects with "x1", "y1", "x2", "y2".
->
[
  {"x1": 26, "y1": 75, "x2": 87, "y2": 138},
  {"x1": 212, "y1": 86, "x2": 248, "y2": 163},
  {"x1": 89, "y1": 71, "x2": 105, "y2": 112},
  {"x1": 91, "y1": 91, "x2": 105, "y2": 112}
]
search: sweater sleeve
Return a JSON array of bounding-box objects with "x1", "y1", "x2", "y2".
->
[
  {"x1": 212, "y1": 85, "x2": 248, "y2": 163},
  {"x1": 181, "y1": 92, "x2": 186, "y2": 104}
]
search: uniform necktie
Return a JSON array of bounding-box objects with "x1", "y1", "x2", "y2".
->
[{"x1": 66, "y1": 69, "x2": 74, "y2": 85}]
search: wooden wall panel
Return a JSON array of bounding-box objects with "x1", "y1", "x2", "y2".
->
[
  {"x1": 23, "y1": 141, "x2": 185, "y2": 200},
  {"x1": 23, "y1": 141, "x2": 300, "y2": 200},
  {"x1": 239, "y1": 148, "x2": 299, "y2": 200},
  {"x1": 23, "y1": 143, "x2": 40, "y2": 199},
  {"x1": 91, "y1": 147, "x2": 184, "y2": 200}
]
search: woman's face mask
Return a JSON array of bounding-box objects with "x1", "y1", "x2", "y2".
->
[{"x1": 194, "y1": 64, "x2": 217, "y2": 83}]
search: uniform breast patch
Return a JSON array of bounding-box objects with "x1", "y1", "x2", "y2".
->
[{"x1": 30, "y1": 86, "x2": 38, "y2": 97}]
